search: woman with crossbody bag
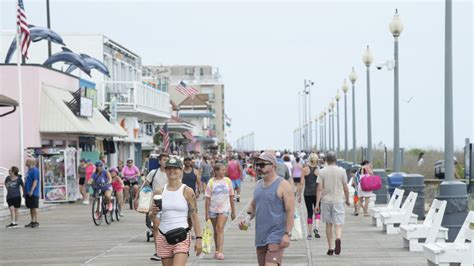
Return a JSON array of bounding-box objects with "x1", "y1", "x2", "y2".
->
[{"x1": 150, "y1": 157, "x2": 202, "y2": 265}]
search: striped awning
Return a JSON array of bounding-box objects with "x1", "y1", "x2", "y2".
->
[{"x1": 40, "y1": 85, "x2": 127, "y2": 137}]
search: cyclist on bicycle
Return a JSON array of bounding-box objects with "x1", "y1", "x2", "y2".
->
[
  {"x1": 89, "y1": 161, "x2": 113, "y2": 212},
  {"x1": 122, "y1": 158, "x2": 140, "y2": 208}
]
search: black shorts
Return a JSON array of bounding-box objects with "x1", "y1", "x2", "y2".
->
[
  {"x1": 123, "y1": 180, "x2": 138, "y2": 187},
  {"x1": 25, "y1": 195, "x2": 39, "y2": 209},
  {"x1": 79, "y1": 177, "x2": 86, "y2": 185},
  {"x1": 7, "y1": 197, "x2": 21, "y2": 208},
  {"x1": 293, "y1": 177, "x2": 301, "y2": 183}
]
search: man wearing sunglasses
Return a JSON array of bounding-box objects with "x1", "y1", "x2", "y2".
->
[{"x1": 240, "y1": 152, "x2": 294, "y2": 266}]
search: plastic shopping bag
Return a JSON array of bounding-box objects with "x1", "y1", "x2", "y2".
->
[
  {"x1": 291, "y1": 208, "x2": 303, "y2": 241},
  {"x1": 136, "y1": 186, "x2": 153, "y2": 213},
  {"x1": 202, "y1": 219, "x2": 213, "y2": 254}
]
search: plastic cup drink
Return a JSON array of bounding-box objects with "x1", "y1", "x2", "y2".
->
[
  {"x1": 153, "y1": 195, "x2": 162, "y2": 210},
  {"x1": 241, "y1": 215, "x2": 251, "y2": 231}
]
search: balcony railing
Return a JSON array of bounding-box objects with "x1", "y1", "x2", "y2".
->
[
  {"x1": 101, "y1": 81, "x2": 170, "y2": 119},
  {"x1": 170, "y1": 74, "x2": 221, "y2": 83}
]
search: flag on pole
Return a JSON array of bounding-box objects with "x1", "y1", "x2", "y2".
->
[
  {"x1": 176, "y1": 81, "x2": 198, "y2": 97},
  {"x1": 17, "y1": 0, "x2": 31, "y2": 58},
  {"x1": 159, "y1": 123, "x2": 170, "y2": 153}
]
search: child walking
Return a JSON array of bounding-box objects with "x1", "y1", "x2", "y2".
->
[{"x1": 205, "y1": 163, "x2": 236, "y2": 260}]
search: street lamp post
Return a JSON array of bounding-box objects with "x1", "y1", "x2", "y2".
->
[
  {"x1": 390, "y1": 9, "x2": 403, "y2": 172},
  {"x1": 323, "y1": 111, "x2": 327, "y2": 151},
  {"x1": 363, "y1": 46, "x2": 374, "y2": 162},
  {"x1": 349, "y1": 67, "x2": 358, "y2": 163},
  {"x1": 314, "y1": 118, "x2": 318, "y2": 151},
  {"x1": 330, "y1": 101, "x2": 336, "y2": 152},
  {"x1": 435, "y1": 1, "x2": 469, "y2": 242},
  {"x1": 319, "y1": 113, "x2": 324, "y2": 151},
  {"x1": 328, "y1": 107, "x2": 332, "y2": 151},
  {"x1": 342, "y1": 79, "x2": 349, "y2": 160},
  {"x1": 335, "y1": 91, "x2": 341, "y2": 158}
]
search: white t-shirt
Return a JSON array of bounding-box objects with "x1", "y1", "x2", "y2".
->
[
  {"x1": 317, "y1": 165, "x2": 348, "y2": 204},
  {"x1": 146, "y1": 168, "x2": 167, "y2": 191},
  {"x1": 205, "y1": 177, "x2": 234, "y2": 213}
]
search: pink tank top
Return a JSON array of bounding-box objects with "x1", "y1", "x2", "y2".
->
[{"x1": 227, "y1": 161, "x2": 241, "y2": 180}]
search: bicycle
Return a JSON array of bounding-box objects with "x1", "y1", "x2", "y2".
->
[
  {"x1": 110, "y1": 191, "x2": 121, "y2": 222},
  {"x1": 125, "y1": 178, "x2": 139, "y2": 210},
  {"x1": 91, "y1": 183, "x2": 113, "y2": 226}
]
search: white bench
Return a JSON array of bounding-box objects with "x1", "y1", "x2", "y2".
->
[
  {"x1": 371, "y1": 187, "x2": 405, "y2": 227},
  {"x1": 380, "y1": 191, "x2": 418, "y2": 234},
  {"x1": 423, "y1": 211, "x2": 474, "y2": 266},
  {"x1": 400, "y1": 199, "x2": 448, "y2": 251}
]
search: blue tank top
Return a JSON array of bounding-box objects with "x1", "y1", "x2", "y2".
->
[
  {"x1": 254, "y1": 176, "x2": 285, "y2": 247},
  {"x1": 92, "y1": 170, "x2": 108, "y2": 185},
  {"x1": 182, "y1": 169, "x2": 197, "y2": 192}
]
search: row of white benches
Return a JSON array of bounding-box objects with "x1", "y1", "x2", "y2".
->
[{"x1": 370, "y1": 188, "x2": 473, "y2": 266}]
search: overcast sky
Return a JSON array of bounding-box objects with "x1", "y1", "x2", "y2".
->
[{"x1": 1, "y1": 0, "x2": 472, "y2": 151}]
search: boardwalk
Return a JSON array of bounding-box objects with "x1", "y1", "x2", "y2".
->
[{"x1": 0, "y1": 180, "x2": 427, "y2": 265}]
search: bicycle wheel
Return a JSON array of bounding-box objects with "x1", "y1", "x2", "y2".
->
[
  {"x1": 129, "y1": 187, "x2": 134, "y2": 210},
  {"x1": 115, "y1": 198, "x2": 121, "y2": 221},
  {"x1": 92, "y1": 197, "x2": 102, "y2": 226},
  {"x1": 104, "y1": 198, "x2": 112, "y2": 225},
  {"x1": 110, "y1": 197, "x2": 115, "y2": 222}
]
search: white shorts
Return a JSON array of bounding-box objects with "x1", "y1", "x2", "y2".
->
[{"x1": 321, "y1": 202, "x2": 345, "y2": 225}]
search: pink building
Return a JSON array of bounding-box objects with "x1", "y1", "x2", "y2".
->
[{"x1": 0, "y1": 64, "x2": 126, "y2": 174}]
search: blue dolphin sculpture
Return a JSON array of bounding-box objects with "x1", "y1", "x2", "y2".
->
[
  {"x1": 65, "y1": 53, "x2": 110, "y2": 77},
  {"x1": 4, "y1": 25, "x2": 65, "y2": 63},
  {"x1": 43, "y1": 47, "x2": 91, "y2": 76}
]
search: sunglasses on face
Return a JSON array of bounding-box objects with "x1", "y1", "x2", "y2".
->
[{"x1": 256, "y1": 162, "x2": 272, "y2": 168}]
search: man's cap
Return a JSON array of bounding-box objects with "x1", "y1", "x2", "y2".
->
[
  {"x1": 95, "y1": 161, "x2": 103, "y2": 167},
  {"x1": 165, "y1": 157, "x2": 183, "y2": 169},
  {"x1": 184, "y1": 156, "x2": 193, "y2": 161},
  {"x1": 257, "y1": 152, "x2": 277, "y2": 166}
]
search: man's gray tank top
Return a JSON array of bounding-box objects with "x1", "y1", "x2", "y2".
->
[{"x1": 254, "y1": 176, "x2": 286, "y2": 247}]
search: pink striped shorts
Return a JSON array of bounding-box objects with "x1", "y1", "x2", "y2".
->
[{"x1": 155, "y1": 230, "x2": 191, "y2": 259}]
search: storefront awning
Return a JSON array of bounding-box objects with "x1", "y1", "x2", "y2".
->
[
  {"x1": 0, "y1": 94, "x2": 18, "y2": 117},
  {"x1": 40, "y1": 85, "x2": 127, "y2": 137}
]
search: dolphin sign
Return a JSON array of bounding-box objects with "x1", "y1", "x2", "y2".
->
[
  {"x1": 43, "y1": 47, "x2": 91, "y2": 77},
  {"x1": 4, "y1": 25, "x2": 66, "y2": 64},
  {"x1": 65, "y1": 53, "x2": 110, "y2": 77}
]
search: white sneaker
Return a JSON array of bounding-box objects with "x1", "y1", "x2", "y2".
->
[
  {"x1": 83, "y1": 200, "x2": 89, "y2": 205},
  {"x1": 119, "y1": 212, "x2": 124, "y2": 217}
]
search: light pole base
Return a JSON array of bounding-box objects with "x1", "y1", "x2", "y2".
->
[
  {"x1": 373, "y1": 169, "x2": 389, "y2": 204},
  {"x1": 436, "y1": 180, "x2": 469, "y2": 242}
]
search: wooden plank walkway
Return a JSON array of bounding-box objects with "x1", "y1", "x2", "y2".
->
[{"x1": 0, "y1": 180, "x2": 427, "y2": 265}]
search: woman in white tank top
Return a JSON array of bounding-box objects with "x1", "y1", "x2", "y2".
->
[{"x1": 151, "y1": 157, "x2": 203, "y2": 265}]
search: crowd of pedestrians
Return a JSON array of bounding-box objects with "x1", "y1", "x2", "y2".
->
[{"x1": 3, "y1": 148, "x2": 376, "y2": 266}]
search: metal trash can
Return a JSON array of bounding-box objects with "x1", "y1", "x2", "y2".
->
[
  {"x1": 373, "y1": 169, "x2": 388, "y2": 204},
  {"x1": 400, "y1": 174, "x2": 425, "y2": 220},
  {"x1": 387, "y1": 172, "x2": 404, "y2": 197}
]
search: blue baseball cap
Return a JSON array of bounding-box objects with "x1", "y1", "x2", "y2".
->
[{"x1": 95, "y1": 161, "x2": 103, "y2": 167}]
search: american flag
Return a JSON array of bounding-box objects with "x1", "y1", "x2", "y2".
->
[
  {"x1": 17, "y1": 0, "x2": 31, "y2": 58},
  {"x1": 182, "y1": 131, "x2": 194, "y2": 141},
  {"x1": 159, "y1": 123, "x2": 170, "y2": 153},
  {"x1": 176, "y1": 81, "x2": 198, "y2": 97}
]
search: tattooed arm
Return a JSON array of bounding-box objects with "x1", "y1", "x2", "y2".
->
[{"x1": 185, "y1": 186, "x2": 202, "y2": 256}]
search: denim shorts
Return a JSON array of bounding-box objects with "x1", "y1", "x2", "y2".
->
[{"x1": 208, "y1": 211, "x2": 230, "y2": 219}]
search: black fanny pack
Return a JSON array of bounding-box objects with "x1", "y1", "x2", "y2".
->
[{"x1": 160, "y1": 227, "x2": 190, "y2": 244}]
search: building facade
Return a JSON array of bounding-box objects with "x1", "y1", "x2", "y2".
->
[{"x1": 152, "y1": 65, "x2": 225, "y2": 146}]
